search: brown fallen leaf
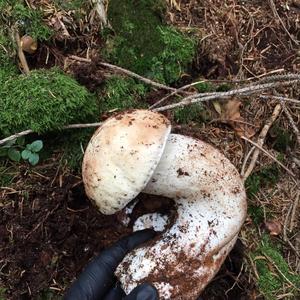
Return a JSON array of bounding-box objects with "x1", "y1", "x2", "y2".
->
[
  {"x1": 221, "y1": 98, "x2": 256, "y2": 138},
  {"x1": 265, "y1": 219, "x2": 282, "y2": 236}
]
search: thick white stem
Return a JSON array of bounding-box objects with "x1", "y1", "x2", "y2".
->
[{"x1": 116, "y1": 134, "x2": 246, "y2": 299}]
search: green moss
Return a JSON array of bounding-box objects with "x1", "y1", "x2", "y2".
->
[
  {"x1": 173, "y1": 104, "x2": 205, "y2": 124},
  {"x1": 251, "y1": 235, "x2": 300, "y2": 300},
  {"x1": 0, "y1": 0, "x2": 52, "y2": 40},
  {"x1": 245, "y1": 164, "x2": 280, "y2": 198},
  {"x1": 270, "y1": 124, "x2": 294, "y2": 153},
  {"x1": 60, "y1": 128, "x2": 95, "y2": 171},
  {"x1": 54, "y1": 0, "x2": 86, "y2": 11},
  {"x1": 0, "y1": 68, "x2": 99, "y2": 137},
  {"x1": 101, "y1": 76, "x2": 147, "y2": 111},
  {"x1": 194, "y1": 81, "x2": 214, "y2": 93},
  {"x1": 106, "y1": 0, "x2": 196, "y2": 84},
  {"x1": 0, "y1": 287, "x2": 5, "y2": 300},
  {"x1": 248, "y1": 205, "x2": 264, "y2": 226}
]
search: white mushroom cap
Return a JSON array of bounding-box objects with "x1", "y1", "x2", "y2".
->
[{"x1": 82, "y1": 110, "x2": 171, "y2": 214}]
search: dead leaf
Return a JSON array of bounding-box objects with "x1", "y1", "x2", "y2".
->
[
  {"x1": 221, "y1": 98, "x2": 256, "y2": 138},
  {"x1": 212, "y1": 101, "x2": 222, "y2": 115},
  {"x1": 265, "y1": 220, "x2": 282, "y2": 236}
]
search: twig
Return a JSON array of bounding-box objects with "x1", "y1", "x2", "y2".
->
[
  {"x1": 153, "y1": 79, "x2": 300, "y2": 112},
  {"x1": 149, "y1": 81, "x2": 205, "y2": 109},
  {"x1": 263, "y1": 253, "x2": 300, "y2": 291},
  {"x1": 268, "y1": 0, "x2": 299, "y2": 46},
  {"x1": 289, "y1": 192, "x2": 299, "y2": 232},
  {"x1": 14, "y1": 29, "x2": 30, "y2": 75},
  {"x1": 240, "y1": 145, "x2": 255, "y2": 176},
  {"x1": 68, "y1": 55, "x2": 179, "y2": 93},
  {"x1": 0, "y1": 123, "x2": 102, "y2": 146},
  {"x1": 260, "y1": 95, "x2": 300, "y2": 104},
  {"x1": 242, "y1": 104, "x2": 282, "y2": 180},
  {"x1": 241, "y1": 136, "x2": 296, "y2": 178}
]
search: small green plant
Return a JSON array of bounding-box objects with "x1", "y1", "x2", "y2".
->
[
  {"x1": 251, "y1": 235, "x2": 300, "y2": 300},
  {"x1": 21, "y1": 140, "x2": 43, "y2": 165},
  {"x1": 0, "y1": 138, "x2": 43, "y2": 165}
]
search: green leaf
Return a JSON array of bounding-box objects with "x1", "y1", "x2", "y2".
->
[
  {"x1": 0, "y1": 148, "x2": 8, "y2": 157},
  {"x1": 29, "y1": 140, "x2": 43, "y2": 152},
  {"x1": 26, "y1": 143, "x2": 33, "y2": 151},
  {"x1": 7, "y1": 148, "x2": 21, "y2": 162},
  {"x1": 28, "y1": 153, "x2": 39, "y2": 166},
  {"x1": 21, "y1": 149, "x2": 31, "y2": 160}
]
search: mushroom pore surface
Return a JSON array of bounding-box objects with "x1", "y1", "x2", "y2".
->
[{"x1": 82, "y1": 110, "x2": 247, "y2": 299}]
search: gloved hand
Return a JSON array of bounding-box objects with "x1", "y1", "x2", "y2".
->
[{"x1": 64, "y1": 229, "x2": 158, "y2": 300}]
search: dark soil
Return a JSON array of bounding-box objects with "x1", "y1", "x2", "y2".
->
[{"x1": 0, "y1": 159, "x2": 254, "y2": 300}]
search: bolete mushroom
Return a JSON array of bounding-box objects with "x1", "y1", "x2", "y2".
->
[{"x1": 82, "y1": 110, "x2": 247, "y2": 299}]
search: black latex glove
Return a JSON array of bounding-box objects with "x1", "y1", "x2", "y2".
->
[{"x1": 64, "y1": 229, "x2": 158, "y2": 300}]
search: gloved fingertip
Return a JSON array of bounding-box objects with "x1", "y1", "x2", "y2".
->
[
  {"x1": 125, "y1": 229, "x2": 157, "y2": 251},
  {"x1": 124, "y1": 283, "x2": 159, "y2": 300},
  {"x1": 103, "y1": 283, "x2": 125, "y2": 300}
]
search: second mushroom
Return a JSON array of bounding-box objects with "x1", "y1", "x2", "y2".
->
[{"x1": 82, "y1": 110, "x2": 247, "y2": 299}]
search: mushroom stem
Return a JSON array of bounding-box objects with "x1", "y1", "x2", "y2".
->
[{"x1": 116, "y1": 134, "x2": 246, "y2": 299}]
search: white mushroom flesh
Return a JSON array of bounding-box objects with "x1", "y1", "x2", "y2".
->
[{"x1": 116, "y1": 134, "x2": 246, "y2": 299}]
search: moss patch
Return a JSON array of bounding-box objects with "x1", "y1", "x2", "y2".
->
[
  {"x1": 251, "y1": 235, "x2": 300, "y2": 300},
  {"x1": 269, "y1": 124, "x2": 294, "y2": 153},
  {"x1": 0, "y1": 68, "x2": 99, "y2": 137},
  {"x1": 0, "y1": 0, "x2": 52, "y2": 40},
  {"x1": 245, "y1": 164, "x2": 280, "y2": 199},
  {"x1": 106, "y1": 0, "x2": 196, "y2": 84},
  {"x1": 101, "y1": 76, "x2": 148, "y2": 111}
]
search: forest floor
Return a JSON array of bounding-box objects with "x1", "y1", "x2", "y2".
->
[{"x1": 0, "y1": 0, "x2": 300, "y2": 299}]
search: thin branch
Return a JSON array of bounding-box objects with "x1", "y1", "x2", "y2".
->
[
  {"x1": 149, "y1": 81, "x2": 205, "y2": 109},
  {"x1": 241, "y1": 135, "x2": 296, "y2": 178},
  {"x1": 68, "y1": 55, "x2": 179, "y2": 93},
  {"x1": 153, "y1": 79, "x2": 300, "y2": 112},
  {"x1": 260, "y1": 95, "x2": 300, "y2": 104},
  {"x1": 0, "y1": 123, "x2": 102, "y2": 146},
  {"x1": 242, "y1": 104, "x2": 282, "y2": 180}
]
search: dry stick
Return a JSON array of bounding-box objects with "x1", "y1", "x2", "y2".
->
[
  {"x1": 258, "y1": 73, "x2": 300, "y2": 84},
  {"x1": 68, "y1": 55, "x2": 180, "y2": 93},
  {"x1": 260, "y1": 95, "x2": 300, "y2": 104},
  {"x1": 0, "y1": 123, "x2": 102, "y2": 146},
  {"x1": 268, "y1": 0, "x2": 299, "y2": 46},
  {"x1": 241, "y1": 136, "x2": 296, "y2": 178},
  {"x1": 289, "y1": 192, "x2": 299, "y2": 232},
  {"x1": 14, "y1": 30, "x2": 30, "y2": 75},
  {"x1": 149, "y1": 81, "x2": 206, "y2": 109},
  {"x1": 242, "y1": 103, "x2": 282, "y2": 180},
  {"x1": 153, "y1": 79, "x2": 300, "y2": 112}
]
